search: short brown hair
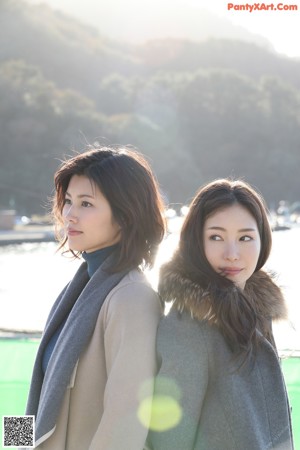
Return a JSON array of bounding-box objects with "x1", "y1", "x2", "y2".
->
[{"x1": 53, "y1": 146, "x2": 166, "y2": 271}]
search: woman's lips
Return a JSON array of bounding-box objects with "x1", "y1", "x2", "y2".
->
[
  {"x1": 221, "y1": 268, "x2": 243, "y2": 276},
  {"x1": 67, "y1": 229, "x2": 82, "y2": 236}
]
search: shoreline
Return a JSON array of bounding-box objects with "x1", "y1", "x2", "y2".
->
[{"x1": 0, "y1": 225, "x2": 56, "y2": 246}]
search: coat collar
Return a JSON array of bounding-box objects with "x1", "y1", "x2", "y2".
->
[{"x1": 158, "y1": 254, "x2": 288, "y2": 323}]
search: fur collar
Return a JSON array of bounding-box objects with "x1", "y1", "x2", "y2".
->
[{"x1": 158, "y1": 254, "x2": 287, "y2": 323}]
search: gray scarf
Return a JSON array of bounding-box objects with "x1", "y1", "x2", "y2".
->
[{"x1": 26, "y1": 253, "x2": 129, "y2": 443}]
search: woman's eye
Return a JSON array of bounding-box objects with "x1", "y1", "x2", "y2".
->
[
  {"x1": 209, "y1": 235, "x2": 222, "y2": 241},
  {"x1": 82, "y1": 201, "x2": 92, "y2": 207},
  {"x1": 64, "y1": 198, "x2": 71, "y2": 205},
  {"x1": 240, "y1": 235, "x2": 253, "y2": 242}
]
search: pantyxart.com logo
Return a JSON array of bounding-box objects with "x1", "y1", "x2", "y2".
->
[{"x1": 227, "y1": 2, "x2": 298, "y2": 11}]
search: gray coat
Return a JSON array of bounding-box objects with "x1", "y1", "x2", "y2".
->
[{"x1": 148, "y1": 259, "x2": 294, "y2": 450}]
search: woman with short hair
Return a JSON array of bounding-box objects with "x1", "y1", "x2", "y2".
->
[{"x1": 26, "y1": 146, "x2": 166, "y2": 450}]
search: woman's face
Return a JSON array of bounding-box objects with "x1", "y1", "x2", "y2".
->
[
  {"x1": 62, "y1": 175, "x2": 121, "y2": 253},
  {"x1": 203, "y1": 203, "x2": 261, "y2": 290}
]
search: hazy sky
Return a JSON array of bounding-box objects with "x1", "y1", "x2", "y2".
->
[{"x1": 28, "y1": 0, "x2": 300, "y2": 57}]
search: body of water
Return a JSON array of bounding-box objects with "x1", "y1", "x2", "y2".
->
[{"x1": 0, "y1": 228, "x2": 299, "y2": 351}]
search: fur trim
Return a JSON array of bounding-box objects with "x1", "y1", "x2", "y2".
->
[{"x1": 159, "y1": 255, "x2": 288, "y2": 323}]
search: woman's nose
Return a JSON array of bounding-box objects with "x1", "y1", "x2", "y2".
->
[
  {"x1": 224, "y1": 242, "x2": 239, "y2": 261},
  {"x1": 63, "y1": 205, "x2": 77, "y2": 222}
]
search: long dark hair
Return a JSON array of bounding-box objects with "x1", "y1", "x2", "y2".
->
[
  {"x1": 179, "y1": 178, "x2": 272, "y2": 364},
  {"x1": 53, "y1": 146, "x2": 166, "y2": 272}
]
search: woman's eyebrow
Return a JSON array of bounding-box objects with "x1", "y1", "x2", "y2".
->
[
  {"x1": 206, "y1": 226, "x2": 256, "y2": 232},
  {"x1": 65, "y1": 191, "x2": 95, "y2": 199}
]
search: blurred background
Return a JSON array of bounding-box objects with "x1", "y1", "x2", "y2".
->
[
  {"x1": 1, "y1": 0, "x2": 300, "y2": 215},
  {"x1": 0, "y1": 0, "x2": 300, "y2": 447}
]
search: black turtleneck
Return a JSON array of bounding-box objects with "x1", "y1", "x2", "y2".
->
[{"x1": 82, "y1": 244, "x2": 119, "y2": 278}]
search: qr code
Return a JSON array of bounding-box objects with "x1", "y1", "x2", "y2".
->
[{"x1": 2, "y1": 416, "x2": 35, "y2": 448}]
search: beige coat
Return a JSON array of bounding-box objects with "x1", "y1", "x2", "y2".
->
[{"x1": 35, "y1": 270, "x2": 162, "y2": 449}]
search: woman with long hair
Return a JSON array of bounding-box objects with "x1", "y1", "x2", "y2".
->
[
  {"x1": 25, "y1": 146, "x2": 166, "y2": 449},
  {"x1": 148, "y1": 178, "x2": 294, "y2": 450}
]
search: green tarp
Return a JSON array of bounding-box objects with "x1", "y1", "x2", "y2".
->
[
  {"x1": 0, "y1": 338, "x2": 299, "y2": 449},
  {"x1": 0, "y1": 338, "x2": 39, "y2": 449}
]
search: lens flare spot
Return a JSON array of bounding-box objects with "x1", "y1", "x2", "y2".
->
[{"x1": 138, "y1": 395, "x2": 182, "y2": 431}]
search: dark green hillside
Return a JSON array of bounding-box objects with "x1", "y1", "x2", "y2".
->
[
  {"x1": 1, "y1": 0, "x2": 300, "y2": 214},
  {"x1": 0, "y1": 59, "x2": 110, "y2": 213}
]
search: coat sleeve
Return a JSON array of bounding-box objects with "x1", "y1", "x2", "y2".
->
[
  {"x1": 89, "y1": 279, "x2": 162, "y2": 450},
  {"x1": 148, "y1": 309, "x2": 209, "y2": 450}
]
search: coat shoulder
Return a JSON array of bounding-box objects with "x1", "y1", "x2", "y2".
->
[{"x1": 103, "y1": 269, "x2": 162, "y2": 316}]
